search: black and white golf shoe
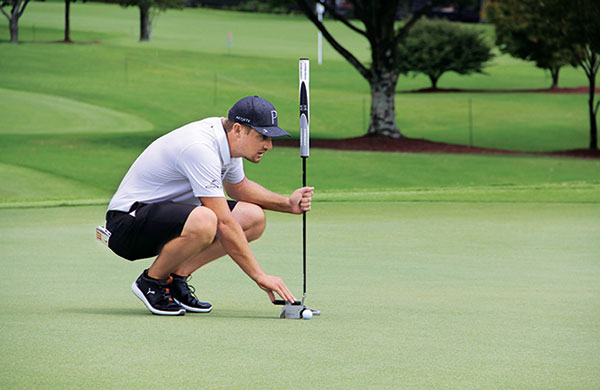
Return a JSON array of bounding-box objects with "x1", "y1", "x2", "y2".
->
[
  {"x1": 131, "y1": 270, "x2": 186, "y2": 316},
  {"x1": 170, "y1": 273, "x2": 213, "y2": 313}
]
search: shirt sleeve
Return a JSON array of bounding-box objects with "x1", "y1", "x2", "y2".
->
[
  {"x1": 224, "y1": 158, "x2": 245, "y2": 184},
  {"x1": 176, "y1": 142, "x2": 225, "y2": 198}
]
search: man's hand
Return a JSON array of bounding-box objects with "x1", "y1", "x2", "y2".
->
[
  {"x1": 289, "y1": 186, "x2": 314, "y2": 215},
  {"x1": 255, "y1": 274, "x2": 296, "y2": 303}
]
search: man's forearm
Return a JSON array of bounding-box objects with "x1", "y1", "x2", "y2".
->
[
  {"x1": 216, "y1": 218, "x2": 267, "y2": 281},
  {"x1": 227, "y1": 179, "x2": 292, "y2": 213}
]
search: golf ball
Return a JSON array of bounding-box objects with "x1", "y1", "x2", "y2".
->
[{"x1": 302, "y1": 309, "x2": 312, "y2": 320}]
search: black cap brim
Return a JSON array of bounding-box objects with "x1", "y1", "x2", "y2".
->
[{"x1": 249, "y1": 125, "x2": 291, "y2": 138}]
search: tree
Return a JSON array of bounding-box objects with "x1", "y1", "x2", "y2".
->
[
  {"x1": 64, "y1": 0, "x2": 73, "y2": 42},
  {"x1": 396, "y1": 19, "x2": 493, "y2": 90},
  {"x1": 560, "y1": 0, "x2": 600, "y2": 150},
  {"x1": 116, "y1": 0, "x2": 185, "y2": 41},
  {"x1": 1, "y1": 0, "x2": 31, "y2": 43},
  {"x1": 485, "y1": 0, "x2": 578, "y2": 89},
  {"x1": 296, "y1": 0, "x2": 451, "y2": 138},
  {"x1": 577, "y1": 45, "x2": 599, "y2": 149},
  {"x1": 487, "y1": 0, "x2": 599, "y2": 149},
  {"x1": 64, "y1": 0, "x2": 86, "y2": 42}
]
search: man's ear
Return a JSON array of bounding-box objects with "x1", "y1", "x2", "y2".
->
[{"x1": 233, "y1": 123, "x2": 244, "y2": 138}]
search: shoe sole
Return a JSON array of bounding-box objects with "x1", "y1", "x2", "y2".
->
[
  {"x1": 131, "y1": 281, "x2": 186, "y2": 316},
  {"x1": 173, "y1": 298, "x2": 213, "y2": 313}
]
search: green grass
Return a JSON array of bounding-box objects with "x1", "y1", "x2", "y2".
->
[
  {"x1": 0, "y1": 203, "x2": 598, "y2": 389},
  {"x1": 0, "y1": 162, "x2": 101, "y2": 202},
  {"x1": 397, "y1": 92, "x2": 589, "y2": 152},
  {"x1": 1, "y1": 4, "x2": 599, "y2": 388},
  {"x1": 0, "y1": 2, "x2": 592, "y2": 145},
  {"x1": 0, "y1": 87, "x2": 152, "y2": 134},
  {"x1": 0, "y1": 2, "x2": 598, "y2": 207},
  {"x1": 0, "y1": 134, "x2": 598, "y2": 205}
]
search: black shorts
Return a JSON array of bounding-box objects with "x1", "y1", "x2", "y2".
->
[{"x1": 106, "y1": 200, "x2": 237, "y2": 261}]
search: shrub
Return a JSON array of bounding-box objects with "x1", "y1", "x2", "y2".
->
[{"x1": 397, "y1": 19, "x2": 494, "y2": 89}]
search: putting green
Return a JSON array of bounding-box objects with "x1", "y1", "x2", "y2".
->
[
  {"x1": 0, "y1": 87, "x2": 153, "y2": 134},
  {"x1": 0, "y1": 203, "x2": 598, "y2": 389}
]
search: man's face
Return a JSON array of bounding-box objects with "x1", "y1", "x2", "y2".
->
[{"x1": 241, "y1": 126, "x2": 273, "y2": 163}]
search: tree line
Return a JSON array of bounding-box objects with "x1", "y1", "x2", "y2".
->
[
  {"x1": 1, "y1": 0, "x2": 185, "y2": 43},
  {"x1": 2, "y1": 0, "x2": 598, "y2": 149},
  {"x1": 296, "y1": 0, "x2": 598, "y2": 149},
  {"x1": 485, "y1": 0, "x2": 599, "y2": 149}
]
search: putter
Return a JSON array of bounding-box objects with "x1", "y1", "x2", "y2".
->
[{"x1": 274, "y1": 58, "x2": 320, "y2": 319}]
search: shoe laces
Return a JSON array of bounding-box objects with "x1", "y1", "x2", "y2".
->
[
  {"x1": 184, "y1": 275, "x2": 198, "y2": 300},
  {"x1": 164, "y1": 276, "x2": 175, "y2": 302}
]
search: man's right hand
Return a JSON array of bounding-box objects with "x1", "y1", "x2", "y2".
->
[{"x1": 255, "y1": 274, "x2": 296, "y2": 303}]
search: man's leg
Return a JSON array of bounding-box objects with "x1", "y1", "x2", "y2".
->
[
  {"x1": 147, "y1": 206, "x2": 218, "y2": 280},
  {"x1": 131, "y1": 205, "x2": 217, "y2": 316},
  {"x1": 172, "y1": 202, "x2": 266, "y2": 277}
]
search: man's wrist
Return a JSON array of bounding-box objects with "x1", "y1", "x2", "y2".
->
[
  {"x1": 286, "y1": 196, "x2": 295, "y2": 213},
  {"x1": 252, "y1": 271, "x2": 268, "y2": 283}
]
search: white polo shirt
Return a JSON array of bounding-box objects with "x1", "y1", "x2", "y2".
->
[{"x1": 108, "y1": 117, "x2": 245, "y2": 212}]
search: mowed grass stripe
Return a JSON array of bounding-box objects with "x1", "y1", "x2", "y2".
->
[
  {"x1": 0, "y1": 87, "x2": 153, "y2": 135},
  {"x1": 0, "y1": 162, "x2": 104, "y2": 203}
]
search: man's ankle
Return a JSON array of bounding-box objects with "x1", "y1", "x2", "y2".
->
[{"x1": 146, "y1": 269, "x2": 169, "y2": 281}]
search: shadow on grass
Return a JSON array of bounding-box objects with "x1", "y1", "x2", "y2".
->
[
  {"x1": 64, "y1": 307, "x2": 279, "y2": 320},
  {"x1": 210, "y1": 310, "x2": 279, "y2": 320},
  {"x1": 64, "y1": 307, "x2": 153, "y2": 317},
  {"x1": 0, "y1": 39, "x2": 103, "y2": 45}
]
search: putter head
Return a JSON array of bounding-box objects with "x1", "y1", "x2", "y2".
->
[
  {"x1": 273, "y1": 300, "x2": 303, "y2": 319},
  {"x1": 273, "y1": 300, "x2": 320, "y2": 319}
]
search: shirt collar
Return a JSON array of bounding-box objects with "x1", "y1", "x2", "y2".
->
[{"x1": 213, "y1": 117, "x2": 232, "y2": 165}]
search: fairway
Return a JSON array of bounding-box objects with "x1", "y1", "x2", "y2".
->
[{"x1": 0, "y1": 202, "x2": 598, "y2": 389}]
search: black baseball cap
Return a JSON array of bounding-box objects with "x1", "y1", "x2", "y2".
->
[{"x1": 228, "y1": 96, "x2": 290, "y2": 137}]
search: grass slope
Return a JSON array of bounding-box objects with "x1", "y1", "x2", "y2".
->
[
  {"x1": 0, "y1": 3, "x2": 592, "y2": 144},
  {"x1": 0, "y1": 87, "x2": 152, "y2": 135},
  {"x1": 0, "y1": 134, "x2": 598, "y2": 205},
  {"x1": 1, "y1": 4, "x2": 598, "y2": 205}
]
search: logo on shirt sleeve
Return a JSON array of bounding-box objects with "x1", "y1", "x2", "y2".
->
[{"x1": 205, "y1": 179, "x2": 222, "y2": 189}]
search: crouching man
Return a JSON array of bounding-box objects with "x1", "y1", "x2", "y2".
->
[{"x1": 105, "y1": 96, "x2": 313, "y2": 315}]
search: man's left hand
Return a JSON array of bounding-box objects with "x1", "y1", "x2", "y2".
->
[{"x1": 289, "y1": 186, "x2": 314, "y2": 214}]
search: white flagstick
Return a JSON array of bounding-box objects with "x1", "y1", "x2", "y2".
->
[
  {"x1": 316, "y1": 4, "x2": 324, "y2": 64},
  {"x1": 299, "y1": 58, "x2": 310, "y2": 304}
]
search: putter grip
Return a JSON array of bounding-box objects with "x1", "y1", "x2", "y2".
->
[{"x1": 299, "y1": 58, "x2": 309, "y2": 157}]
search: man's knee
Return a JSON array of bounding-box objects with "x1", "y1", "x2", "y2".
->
[
  {"x1": 183, "y1": 206, "x2": 217, "y2": 244},
  {"x1": 235, "y1": 202, "x2": 266, "y2": 241}
]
